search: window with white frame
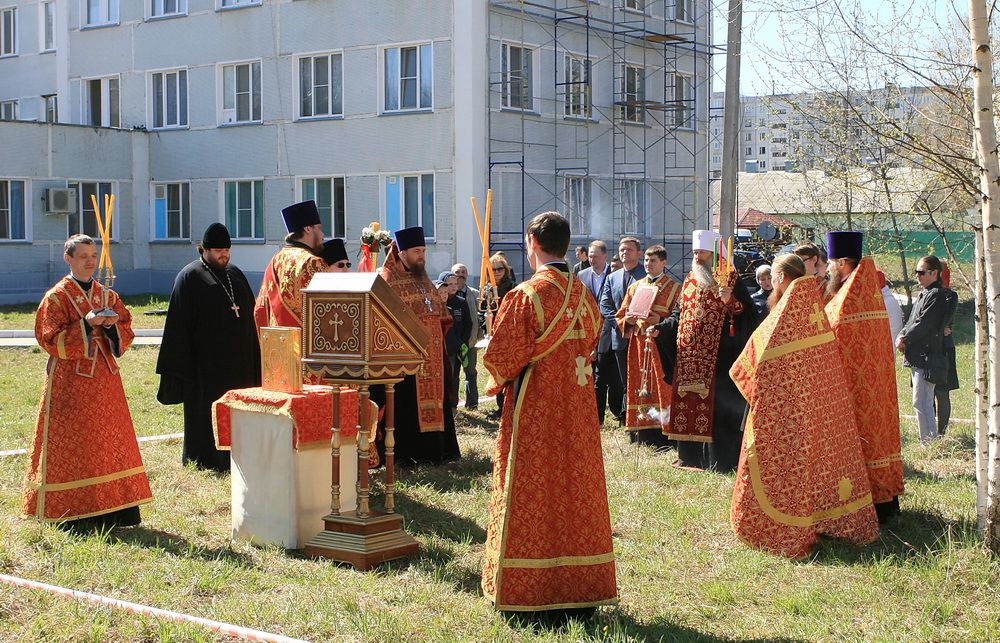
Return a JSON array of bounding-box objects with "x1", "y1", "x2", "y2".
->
[
  {"x1": 150, "y1": 0, "x2": 186, "y2": 18},
  {"x1": 40, "y1": 2, "x2": 54, "y2": 51},
  {"x1": 301, "y1": 177, "x2": 346, "y2": 239},
  {"x1": 564, "y1": 176, "x2": 591, "y2": 234},
  {"x1": 671, "y1": 73, "x2": 693, "y2": 128},
  {"x1": 384, "y1": 174, "x2": 434, "y2": 238},
  {"x1": 152, "y1": 182, "x2": 190, "y2": 240},
  {"x1": 619, "y1": 179, "x2": 645, "y2": 235},
  {"x1": 564, "y1": 54, "x2": 591, "y2": 118},
  {"x1": 675, "y1": 0, "x2": 694, "y2": 22},
  {"x1": 745, "y1": 146, "x2": 752, "y2": 155},
  {"x1": 383, "y1": 44, "x2": 432, "y2": 112},
  {"x1": 501, "y1": 43, "x2": 533, "y2": 110},
  {"x1": 224, "y1": 180, "x2": 264, "y2": 240},
  {"x1": 151, "y1": 69, "x2": 187, "y2": 129},
  {"x1": 0, "y1": 180, "x2": 26, "y2": 240},
  {"x1": 625, "y1": 0, "x2": 645, "y2": 12},
  {"x1": 1, "y1": 7, "x2": 16, "y2": 56},
  {"x1": 42, "y1": 94, "x2": 57, "y2": 123},
  {"x1": 619, "y1": 64, "x2": 644, "y2": 123},
  {"x1": 0, "y1": 100, "x2": 16, "y2": 121},
  {"x1": 68, "y1": 181, "x2": 113, "y2": 238},
  {"x1": 220, "y1": 61, "x2": 261, "y2": 124},
  {"x1": 84, "y1": 0, "x2": 118, "y2": 26},
  {"x1": 298, "y1": 53, "x2": 343, "y2": 119},
  {"x1": 220, "y1": 0, "x2": 259, "y2": 7},
  {"x1": 85, "y1": 76, "x2": 120, "y2": 127}
]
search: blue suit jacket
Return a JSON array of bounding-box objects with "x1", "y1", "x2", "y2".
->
[
  {"x1": 599, "y1": 264, "x2": 647, "y2": 351},
  {"x1": 579, "y1": 265, "x2": 612, "y2": 353}
]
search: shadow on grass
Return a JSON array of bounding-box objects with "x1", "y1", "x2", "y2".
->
[
  {"x1": 394, "y1": 492, "x2": 486, "y2": 545},
  {"x1": 454, "y1": 408, "x2": 499, "y2": 434},
  {"x1": 105, "y1": 526, "x2": 256, "y2": 566},
  {"x1": 504, "y1": 606, "x2": 805, "y2": 642},
  {"x1": 903, "y1": 461, "x2": 976, "y2": 484},
  {"x1": 398, "y1": 451, "x2": 493, "y2": 494}
]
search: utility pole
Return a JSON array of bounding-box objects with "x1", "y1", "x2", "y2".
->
[{"x1": 718, "y1": 0, "x2": 743, "y2": 240}]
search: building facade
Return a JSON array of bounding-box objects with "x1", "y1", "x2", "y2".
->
[{"x1": 0, "y1": 0, "x2": 711, "y2": 303}]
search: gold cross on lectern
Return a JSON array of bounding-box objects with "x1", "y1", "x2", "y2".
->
[
  {"x1": 574, "y1": 355, "x2": 593, "y2": 386},
  {"x1": 329, "y1": 313, "x2": 344, "y2": 342},
  {"x1": 809, "y1": 303, "x2": 825, "y2": 333}
]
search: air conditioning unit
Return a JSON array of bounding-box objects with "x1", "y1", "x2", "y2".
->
[{"x1": 45, "y1": 188, "x2": 78, "y2": 215}]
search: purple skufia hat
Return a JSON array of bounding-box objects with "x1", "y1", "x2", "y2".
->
[
  {"x1": 394, "y1": 226, "x2": 425, "y2": 251},
  {"x1": 281, "y1": 200, "x2": 322, "y2": 233},
  {"x1": 826, "y1": 230, "x2": 863, "y2": 261}
]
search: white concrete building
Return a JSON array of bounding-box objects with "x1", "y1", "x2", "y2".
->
[{"x1": 0, "y1": 0, "x2": 712, "y2": 303}]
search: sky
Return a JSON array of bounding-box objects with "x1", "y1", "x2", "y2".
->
[{"x1": 711, "y1": 0, "x2": 970, "y2": 95}]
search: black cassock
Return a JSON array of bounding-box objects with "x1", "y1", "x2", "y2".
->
[
  {"x1": 156, "y1": 259, "x2": 260, "y2": 472},
  {"x1": 654, "y1": 278, "x2": 759, "y2": 474}
]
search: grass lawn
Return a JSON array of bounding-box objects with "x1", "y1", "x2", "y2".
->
[
  {"x1": 0, "y1": 308, "x2": 987, "y2": 641},
  {"x1": 0, "y1": 295, "x2": 170, "y2": 331}
]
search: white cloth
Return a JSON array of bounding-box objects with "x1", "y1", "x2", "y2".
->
[
  {"x1": 692, "y1": 229, "x2": 719, "y2": 252},
  {"x1": 882, "y1": 285, "x2": 903, "y2": 352}
]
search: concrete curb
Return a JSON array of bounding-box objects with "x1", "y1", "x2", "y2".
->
[{"x1": 0, "y1": 329, "x2": 162, "y2": 338}]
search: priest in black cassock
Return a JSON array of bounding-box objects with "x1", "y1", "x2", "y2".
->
[{"x1": 156, "y1": 223, "x2": 260, "y2": 472}]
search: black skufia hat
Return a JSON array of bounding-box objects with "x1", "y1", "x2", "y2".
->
[
  {"x1": 201, "y1": 223, "x2": 231, "y2": 249},
  {"x1": 281, "y1": 200, "x2": 322, "y2": 233}
]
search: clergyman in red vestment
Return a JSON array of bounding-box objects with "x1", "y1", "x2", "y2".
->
[
  {"x1": 253, "y1": 200, "x2": 328, "y2": 331},
  {"x1": 482, "y1": 212, "x2": 617, "y2": 613},
  {"x1": 22, "y1": 235, "x2": 152, "y2": 527},
  {"x1": 615, "y1": 245, "x2": 681, "y2": 447},
  {"x1": 824, "y1": 231, "x2": 904, "y2": 523},
  {"x1": 729, "y1": 254, "x2": 879, "y2": 559}
]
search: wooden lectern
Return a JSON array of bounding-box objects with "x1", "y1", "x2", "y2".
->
[{"x1": 300, "y1": 273, "x2": 429, "y2": 569}]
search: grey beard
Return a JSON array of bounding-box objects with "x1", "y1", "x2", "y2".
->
[{"x1": 691, "y1": 260, "x2": 716, "y2": 290}]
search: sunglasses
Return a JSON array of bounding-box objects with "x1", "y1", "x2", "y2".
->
[
  {"x1": 492, "y1": 266, "x2": 505, "y2": 271},
  {"x1": 914, "y1": 269, "x2": 931, "y2": 276},
  {"x1": 335, "y1": 261, "x2": 352, "y2": 268}
]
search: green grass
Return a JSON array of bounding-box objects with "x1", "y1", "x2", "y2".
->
[
  {"x1": 0, "y1": 310, "x2": 987, "y2": 642},
  {"x1": 0, "y1": 295, "x2": 170, "y2": 331}
]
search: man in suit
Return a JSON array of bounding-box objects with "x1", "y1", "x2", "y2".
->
[
  {"x1": 599, "y1": 236, "x2": 647, "y2": 424},
  {"x1": 578, "y1": 240, "x2": 617, "y2": 424},
  {"x1": 452, "y1": 263, "x2": 483, "y2": 410},
  {"x1": 572, "y1": 245, "x2": 591, "y2": 274}
]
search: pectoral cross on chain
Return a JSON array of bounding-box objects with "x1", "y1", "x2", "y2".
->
[
  {"x1": 231, "y1": 304, "x2": 240, "y2": 318},
  {"x1": 329, "y1": 313, "x2": 344, "y2": 342},
  {"x1": 809, "y1": 303, "x2": 825, "y2": 333},
  {"x1": 574, "y1": 355, "x2": 593, "y2": 386}
]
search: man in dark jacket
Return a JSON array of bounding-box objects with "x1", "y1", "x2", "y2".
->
[
  {"x1": 897, "y1": 255, "x2": 948, "y2": 443},
  {"x1": 438, "y1": 271, "x2": 471, "y2": 409},
  {"x1": 599, "y1": 237, "x2": 646, "y2": 425}
]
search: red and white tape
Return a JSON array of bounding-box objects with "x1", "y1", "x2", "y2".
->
[{"x1": 0, "y1": 573, "x2": 310, "y2": 643}]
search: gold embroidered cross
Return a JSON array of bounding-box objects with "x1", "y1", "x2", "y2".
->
[
  {"x1": 574, "y1": 355, "x2": 592, "y2": 386},
  {"x1": 329, "y1": 313, "x2": 344, "y2": 342},
  {"x1": 809, "y1": 303, "x2": 825, "y2": 333}
]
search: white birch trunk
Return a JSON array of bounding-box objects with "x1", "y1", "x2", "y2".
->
[
  {"x1": 976, "y1": 225, "x2": 990, "y2": 529},
  {"x1": 968, "y1": 0, "x2": 1000, "y2": 552}
]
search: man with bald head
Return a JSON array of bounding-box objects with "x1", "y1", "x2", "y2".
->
[{"x1": 452, "y1": 263, "x2": 483, "y2": 409}]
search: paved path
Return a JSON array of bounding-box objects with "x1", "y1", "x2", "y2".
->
[{"x1": 0, "y1": 329, "x2": 162, "y2": 347}]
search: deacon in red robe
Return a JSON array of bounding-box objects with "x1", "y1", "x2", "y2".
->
[
  {"x1": 482, "y1": 211, "x2": 617, "y2": 612},
  {"x1": 615, "y1": 245, "x2": 681, "y2": 447},
  {"x1": 22, "y1": 235, "x2": 152, "y2": 527},
  {"x1": 254, "y1": 200, "x2": 328, "y2": 331},
  {"x1": 370, "y1": 226, "x2": 460, "y2": 466},
  {"x1": 729, "y1": 255, "x2": 879, "y2": 559},
  {"x1": 651, "y1": 230, "x2": 758, "y2": 472},
  {"x1": 824, "y1": 231, "x2": 904, "y2": 522}
]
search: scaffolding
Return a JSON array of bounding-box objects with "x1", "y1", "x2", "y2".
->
[{"x1": 486, "y1": 0, "x2": 723, "y2": 278}]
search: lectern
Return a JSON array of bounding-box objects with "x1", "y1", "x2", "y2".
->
[{"x1": 300, "y1": 272, "x2": 429, "y2": 569}]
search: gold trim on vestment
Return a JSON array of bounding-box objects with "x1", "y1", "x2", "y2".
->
[
  {"x1": 28, "y1": 466, "x2": 148, "y2": 492},
  {"x1": 757, "y1": 331, "x2": 835, "y2": 364},
  {"x1": 535, "y1": 267, "x2": 574, "y2": 346},
  {"x1": 41, "y1": 497, "x2": 153, "y2": 524},
  {"x1": 517, "y1": 283, "x2": 546, "y2": 333},
  {"x1": 744, "y1": 416, "x2": 873, "y2": 527},
  {"x1": 57, "y1": 330, "x2": 68, "y2": 360},
  {"x1": 497, "y1": 551, "x2": 616, "y2": 569},
  {"x1": 493, "y1": 597, "x2": 619, "y2": 611},
  {"x1": 867, "y1": 453, "x2": 903, "y2": 468},
  {"x1": 34, "y1": 357, "x2": 58, "y2": 519},
  {"x1": 838, "y1": 310, "x2": 889, "y2": 324},
  {"x1": 664, "y1": 433, "x2": 712, "y2": 443}
]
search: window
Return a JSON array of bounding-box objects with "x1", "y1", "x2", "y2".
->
[
  {"x1": 301, "y1": 177, "x2": 345, "y2": 239},
  {"x1": 759, "y1": 132, "x2": 767, "y2": 140},
  {"x1": 40, "y1": 2, "x2": 54, "y2": 51},
  {"x1": 760, "y1": 160, "x2": 767, "y2": 168},
  {"x1": 68, "y1": 181, "x2": 113, "y2": 238},
  {"x1": 0, "y1": 100, "x2": 16, "y2": 121},
  {"x1": 625, "y1": 0, "x2": 645, "y2": 12},
  {"x1": 671, "y1": 73, "x2": 693, "y2": 128},
  {"x1": 220, "y1": 61, "x2": 261, "y2": 124},
  {"x1": 298, "y1": 53, "x2": 343, "y2": 119},
  {"x1": 619, "y1": 179, "x2": 645, "y2": 235},
  {"x1": 85, "y1": 76, "x2": 120, "y2": 127},
  {"x1": 759, "y1": 146, "x2": 766, "y2": 154},
  {"x1": 150, "y1": 0, "x2": 186, "y2": 18},
  {"x1": 745, "y1": 146, "x2": 752, "y2": 156},
  {"x1": 152, "y1": 183, "x2": 190, "y2": 240},
  {"x1": 744, "y1": 133, "x2": 751, "y2": 142},
  {"x1": 1, "y1": 7, "x2": 15, "y2": 56},
  {"x1": 42, "y1": 94, "x2": 57, "y2": 123},
  {"x1": 224, "y1": 180, "x2": 264, "y2": 240},
  {"x1": 0, "y1": 180, "x2": 25, "y2": 240},
  {"x1": 151, "y1": 69, "x2": 187, "y2": 129},
  {"x1": 564, "y1": 176, "x2": 590, "y2": 234},
  {"x1": 675, "y1": 0, "x2": 693, "y2": 22},
  {"x1": 84, "y1": 0, "x2": 118, "y2": 26},
  {"x1": 619, "y1": 64, "x2": 644, "y2": 123},
  {"x1": 385, "y1": 174, "x2": 434, "y2": 239},
  {"x1": 564, "y1": 54, "x2": 591, "y2": 118},
  {"x1": 383, "y1": 44, "x2": 432, "y2": 112},
  {"x1": 220, "y1": 0, "x2": 259, "y2": 7},
  {"x1": 501, "y1": 43, "x2": 533, "y2": 110}
]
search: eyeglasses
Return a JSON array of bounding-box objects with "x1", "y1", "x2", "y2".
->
[
  {"x1": 335, "y1": 261, "x2": 352, "y2": 268},
  {"x1": 492, "y1": 266, "x2": 505, "y2": 272},
  {"x1": 914, "y1": 269, "x2": 929, "y2": 276}
]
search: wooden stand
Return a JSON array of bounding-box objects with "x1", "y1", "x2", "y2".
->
[{"x1": 304, "y1": 380, "x2": 419, "y2": 569}]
